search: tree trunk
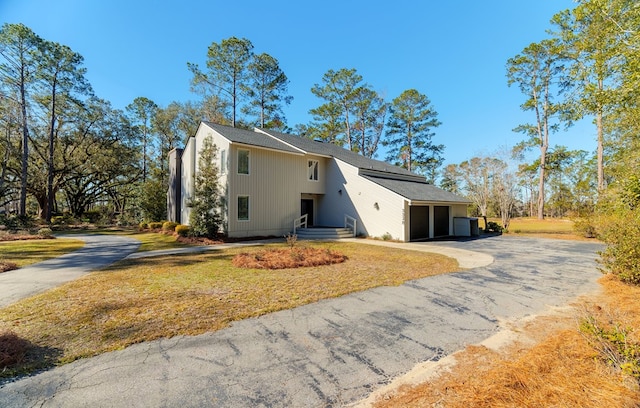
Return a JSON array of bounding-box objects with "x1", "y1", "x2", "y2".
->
[
  {"x1": 46, "y1": 78, "x2": 57, "y2": 223},
  {"x1": 19, "y1": 70, "x2": 29, "y2": 217},
  {"x1": 537, "y1": 144, "x2": 547, "y2": 220},
  {"x1": 596, "y1": 109, "x2": 605, "y2": 192}
]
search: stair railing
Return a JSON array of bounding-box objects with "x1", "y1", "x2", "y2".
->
[
  {"x1": 293, "y1": 214, "x2": 308, "y2": 234},
  {"x1": 344, "y1": 214, "x2": 357, "y2": 237}
]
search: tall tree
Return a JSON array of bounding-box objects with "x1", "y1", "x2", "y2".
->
[
  {"x1": 507, "y1": 38, "x2": 570, "y2": 219},
  {"x1": 243, "y1": 53, "x2": 292, "y2": 129},
  {"x1": 306, "y1": 102, "x2": 344, "y2": 145},
  {"x1": 458, "y1": 156, "x2": 504, "y2": 226},
  {"x1": 36, "y1": 40, "x2": 92, "y2": 221},
  {"x1": 127, "y1": 96, "x2": 157, "y2": 183},
  {"x1": 382, "y1": 89, "x2": 443, "y2": 177},
  {"x1": 552, "y1": 0, "x2": 632, "y2": 191},
  {"x1": 310, "y1": 68, "x2": 362, "y2": 151},
  {"x1": 0, "y1": 23, "x2": 42, "y2": 216},
  {"x1": 188, "y1": 37, "x2": 254, "y2": 128},
  {"x1": 351, "y1": 86, "x2": 386, "y2": 158}
]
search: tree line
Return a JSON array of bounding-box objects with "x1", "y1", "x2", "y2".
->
[
  {"x1": 439, "y1": 0, "x2": 638, "y2": 232},
  {"x1": 0, "y1": 28, "x2": 444, "y2": 224}
]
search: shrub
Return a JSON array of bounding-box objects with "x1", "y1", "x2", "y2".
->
[
  {"x1": 598, "y1": 207, "x2": 640, "y2": 284},
  {"x1": 285, "y1": 233, "x2": 297, "y2": 248},
  {"x1": 139, "y1": 222, "x2": 149, "y2": 230},
  {"x1": 148, "y1": 222, "x2": 164, "y2": 230},
  {"x1": 37, "y1": 228, "x2": 53, "y2": 238},
  {"x1": 175, "y1": 225, "x2": 190, "y2": 237},
  {"x1": 581, "y1": 315, "x2": 640, "y2": 379},
  {"x1": 162, "y1": 221, "x2": 179, "y2": 232},
  {"x1": 574, "y1": 217, "x2": 598, "y2": 238},
  {"x1": 486, "y1": 221, "x2": 503, "y2": 233},
  {"x1": 381, "y1": 232, "x2": 392, "y2": 241}
]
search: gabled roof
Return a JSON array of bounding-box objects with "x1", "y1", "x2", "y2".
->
[
  {"x1": 203, "y1": 122, "x2": 302, "y2": 154},
  {"x1": 363, "y1": 175, "x2": 471, "y2": 204},
  {"x1": 258, "y1": 128, "x2": 418, "y2": 178}
]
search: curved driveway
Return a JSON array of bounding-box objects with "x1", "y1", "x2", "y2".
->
[
  {"x1": 0, "y1": 234, "x2": 140, "y2": 308},
  {"x1": 0, "y1": 236, "x2": 603, "y2": 407}
]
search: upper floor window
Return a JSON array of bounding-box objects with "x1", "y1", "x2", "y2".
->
[
  {"x1": 238, "y1": 149, "x2": 249, "y2": 175},
  {"x1": 220, "y1": 149, "x2": 226, "y2": 175},
  {"x1": 308, "y1": 160, "x2": 319, "y2": 181}
]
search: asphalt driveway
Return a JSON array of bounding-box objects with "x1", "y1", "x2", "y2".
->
[
  {"x1": 0, "y1": 234, "x2": 140, "y2": 308},
  {"x1": 0, "y1": 236, "x2": 603, "y2": 407}
]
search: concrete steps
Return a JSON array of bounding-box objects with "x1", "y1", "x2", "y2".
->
[{"x1": 294, "y1": 227, "x2": 354, "y2": 240}]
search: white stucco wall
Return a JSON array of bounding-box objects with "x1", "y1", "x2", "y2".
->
[{"x1": 318, "y1": 159, "x2": 406, "y2": 240}]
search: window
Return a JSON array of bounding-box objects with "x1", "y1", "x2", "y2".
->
[
  {"x1": 308, "y1": 160, "x2": 319, "y2": 181},
  {"x1": 238, "y1": 149, "x2": 249, "y2": 175},
  {"x1": 237, "y1": 196, "x2": 249, "y2": 221},
  {"x1": 220, "y1": 149, "x2": 226, "y2": 175}
]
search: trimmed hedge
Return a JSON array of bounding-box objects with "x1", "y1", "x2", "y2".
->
[
  {"x1": 175, "y1": 225, "x2": 190, "y2": 237},
  {"x1": 162, "y1": 221, "x2": 179, "y2": 232}
]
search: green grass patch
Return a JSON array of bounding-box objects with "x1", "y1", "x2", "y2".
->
[
  {"x1": 0, "y1": 241, "x2": 458, "y2": 377},
  {"x1": 0, "y1": 238, "x2": 85, "y2": 268}
]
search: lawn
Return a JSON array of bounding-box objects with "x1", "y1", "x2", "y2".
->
[
  {"x1": 57, "y1": 228, "x2": 192, "y2": 252},
  {"x1": 484, "y1": 217, "x2": 592, "y2": 240},
  {"x1": 0, "y1": 238, "x2": 85, "y2": 269},
  {"x1": 0, "y1": 241, "x2": 459, "y2": 378}
]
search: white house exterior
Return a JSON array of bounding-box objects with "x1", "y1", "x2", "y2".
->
[{"x1": 168, "y1": 122, "x2": 471, "y2": 242}]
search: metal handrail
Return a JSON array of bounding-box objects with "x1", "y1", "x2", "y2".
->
[
  {"x1": 344, "y1": 214, "x2": 357, "y2": 237},
  {"x1": 293, "y1": 214, "x2": 308, "y2": 234}
]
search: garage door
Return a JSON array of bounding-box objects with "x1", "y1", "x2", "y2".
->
[
  {"x1": 410, "y1": 206, "x2": 429, "y2": 241},
  {"x1": 434, "y1": 206, "x2": 450, "y2": 237}
]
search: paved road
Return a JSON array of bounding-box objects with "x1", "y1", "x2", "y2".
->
[
  {"x1": 0, "y1": 236, "x2": 603, "y2": 407},
  {"x1": 0, "y1": 234, "x2": 140, "y2": 308}
]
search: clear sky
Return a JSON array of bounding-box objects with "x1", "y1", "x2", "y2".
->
[{"x1": 1, "y1": 0, "x2": 594, "y2": 167}]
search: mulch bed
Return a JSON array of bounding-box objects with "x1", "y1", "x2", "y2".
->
[
  {"x1": 233, "y1": 247, "x2": 347, "y2": 269},
  {"x1": 0, "y1": 262, "x2": 18, "y2": 273},
  {"x1": 0, "y1": 331, "x2": 31, "y2": 368}
]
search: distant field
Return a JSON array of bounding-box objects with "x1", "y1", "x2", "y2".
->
[{"x1": 484, "y1": 217, "x2": 590, "y2": 240}]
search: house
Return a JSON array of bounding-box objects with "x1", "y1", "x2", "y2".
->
[{"x1": 167, "y1": 122, "x2": 472, "y2": 241}]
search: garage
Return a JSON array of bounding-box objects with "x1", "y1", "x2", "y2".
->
[
  {"x1": 409, "y1": 206, "x2": 429, "y2": 241},
  {"x1": 434, "y1": 205, "x2": 450, "y2": 237}
]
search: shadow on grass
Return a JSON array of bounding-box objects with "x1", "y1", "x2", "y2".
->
[
  {"x1": 0, "y1": 332, "x2": 62, "y2": 382},
  {"x1": 105, "y1": 252, "x2": 236, "y2": 271}
]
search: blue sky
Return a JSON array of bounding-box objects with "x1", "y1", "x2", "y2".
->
[{"x1": 1, "y1": 0, "x2": 594, "y2": 167}]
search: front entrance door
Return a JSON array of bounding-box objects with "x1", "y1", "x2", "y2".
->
[{"x1": 301, "y1": 199, "x2": 314, "y2": 226}]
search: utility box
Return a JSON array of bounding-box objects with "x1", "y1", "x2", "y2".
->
[{"x1": 454, "y1": 217, "x2": 480, "y2": 237}]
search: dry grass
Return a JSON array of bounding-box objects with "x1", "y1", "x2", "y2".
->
[
  {"x1": 233, "y1": 247, "x2": 347, "y2": 269},
  {"x1": 0, "y1": 238, "x2": 85, "y2": 268},
  {"x1": 0, "y1": 242, "x2": 458, "y2": 378},
  {"x1": 373, "y1": 275, "x2": 640, "y2": 408},
  {"x1": 486, "y1": 217, "x2": 596, "y2": 241}
]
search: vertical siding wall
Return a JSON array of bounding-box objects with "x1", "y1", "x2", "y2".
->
[
  {"x1": 319, "y1": 159, "x2": 406, "y2": 240},
  {"x1": 226, "y1": 145, "x2": 326, "y2": 237}
]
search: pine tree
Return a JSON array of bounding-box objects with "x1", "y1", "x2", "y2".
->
[{"x1": 188, "y1": 135, "x2": 222, "y2": 237}]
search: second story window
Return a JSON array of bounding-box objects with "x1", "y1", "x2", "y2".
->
[
  {"x1": 308, "y1": 160, "x2": 319, "y2": 181},
  {"x1": 220, "y1": 149, "x2": 226, "y2": 175},
  {"x1": 238, "y1": 149, "x2": 249, "y2": 175}
]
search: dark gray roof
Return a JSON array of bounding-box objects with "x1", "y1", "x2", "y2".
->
[
  {"x1": 363, "y1": 175, "x2": 471, "y2": 204},
  {"x1": 260, "y1": 129, "x2": 416, "y2": 177},
  {"x1": 204, "y1": 122, "x2": 302, "y2": 154}
]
